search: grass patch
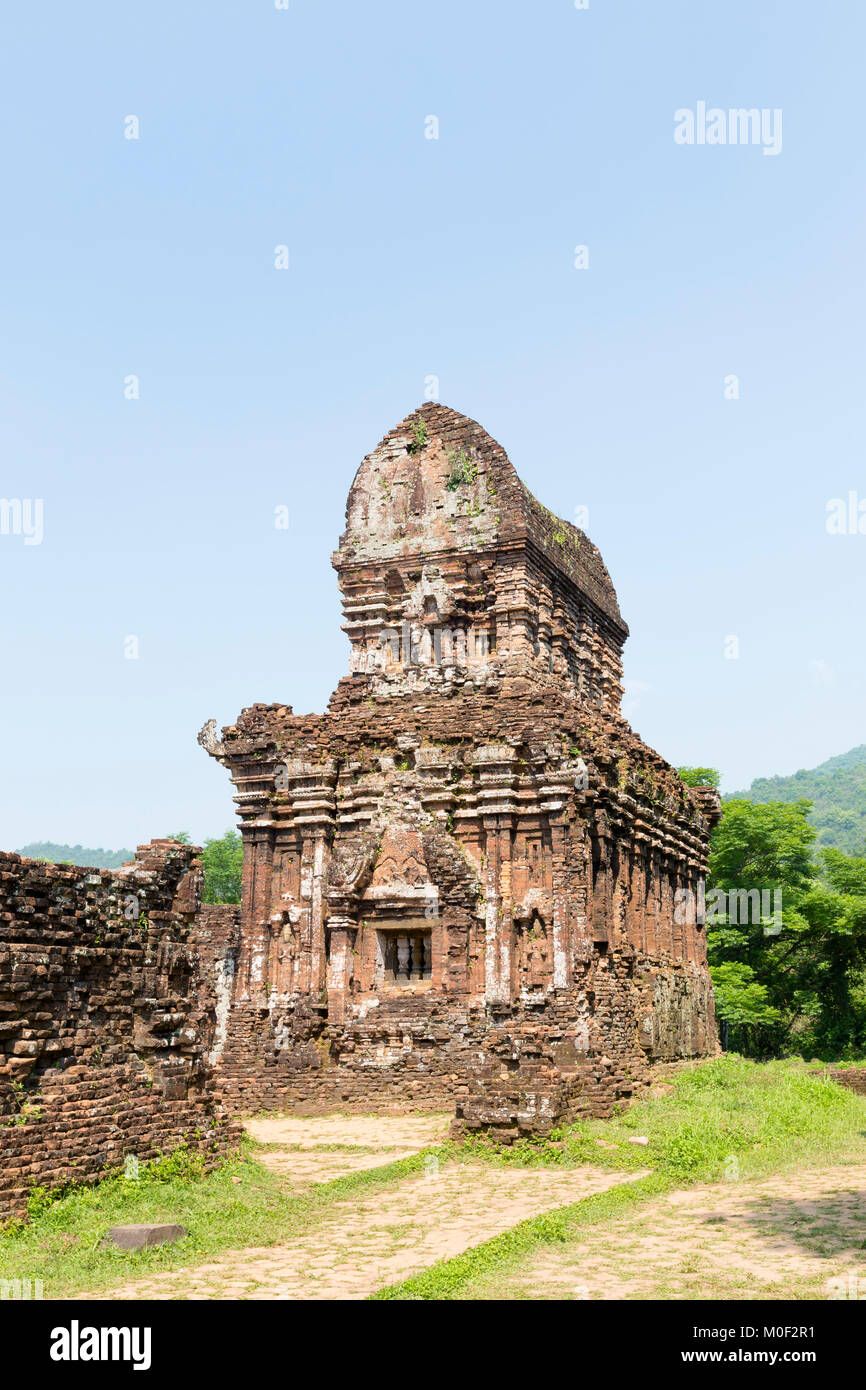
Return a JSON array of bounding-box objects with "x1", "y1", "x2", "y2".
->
[
  {"x1": 454, "y1": 1056, "x2": 866, "y2": 1183},
  {"x1": 371, "y1": 1056, "x2": 866, "y2": 1300},
  {"x1": 0, "y1": 1138, "x2": 449, "y2": 1299}
]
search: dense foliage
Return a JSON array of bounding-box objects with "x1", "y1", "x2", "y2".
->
[
  {"x1": 675, "y1": 767, "x2": 720, "y2": 789},
  {"x1": 679, "y1": 768, "x2": 866, "y2": 1059},
  {"x1": 199, "y1": 829, "x2": 243, "y2": 904}
]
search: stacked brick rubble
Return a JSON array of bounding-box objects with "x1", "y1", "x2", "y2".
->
[
  {"x1": 826, "y1": 1068, "x2": 866, "y2": 1096},
  {"x1": 0, "y1": 842, "x2": 239, "y2": 1218},
  {"x1": 200, "y1": 403, "x2": 721, "y2": 1137}
]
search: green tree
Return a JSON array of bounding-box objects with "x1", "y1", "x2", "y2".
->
[
  {"x1": 165, "y1": 829, "x2": 243, "y2": 904},
  {"x1": 820, "y1": 846, "x2": 866, "y2": 896},
  {"x1": 677, "y1": 767, "x2": 720, "y2": 789},
  {"x1": 201, "y1": 829, "x2": 243, "y2": 905},
  {"x1": 707, "y1": 798, "x2": 866, "y2": 1057},
  {"x1": 709, "y1": 962, "x2": 782, "y2": 1051},
  {"x1": 708, "y1": 798, "x2": 815, "y2": 895}
]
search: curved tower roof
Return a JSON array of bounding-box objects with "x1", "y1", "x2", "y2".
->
[{"x1": 335, "y1": 402, "x2": 626, "y2": 632}]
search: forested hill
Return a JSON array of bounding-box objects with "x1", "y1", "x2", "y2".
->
[
  {"x1": 726, "y1": 746, "x2": 866, "y2": 855},
  {"x1": 15, "y1": 843, "x2": 134, "y2": 870}
]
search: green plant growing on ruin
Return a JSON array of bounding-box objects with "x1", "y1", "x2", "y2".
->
[
  {"x1": 5, "y1": 1080, "x2": 42, "y2": 1128},
  {"x1": 407, "y1": 420, "x2": 428, "y2": 454},
  {"x1": 445, "y1": 449, "x2": 477, "y2": 490},
  {"x1": 25, "y1": 1185, "x2": 59, "y2": 1220}
]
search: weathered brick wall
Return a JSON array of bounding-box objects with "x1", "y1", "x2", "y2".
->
[
  {"x1": 188, "y1": 904, "x2": 242, "y2": 1067},
  {"x1": 212, "y1": 987, "x2": 490, "y2": 1117},
  {"x1": 204, "y1": 944, "x2": 714, "y2": 1132},
  {"x1": 825, "y1": 1067, "x2": 866, "y2": 1096},
  {"x1": 0, "y1": 844, "x2": 240, "y2": 1219}
]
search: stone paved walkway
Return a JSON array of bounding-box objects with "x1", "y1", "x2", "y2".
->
[{"x1": 76, "y1": 1113, "x2": 647, "y2": 1300}]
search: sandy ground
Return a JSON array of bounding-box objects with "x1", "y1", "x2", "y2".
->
[
  {"x1": 245, "y1": 1113, "x2": 450, "y2": 1150},
  {"x1": 244, "y1": 1112, "x2": 450, "y2": 1185},
  {"x1": 469, "y1": 1164, "x2": 866, "y2": 1301}
]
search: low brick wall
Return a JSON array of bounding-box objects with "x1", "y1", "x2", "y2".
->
[
  {"x1": 825, "y1": 1067, "x2": 866, "y2": 1096},
  {"x1": 0, "y1": 844, "x2": 240, "y2": 1219}
]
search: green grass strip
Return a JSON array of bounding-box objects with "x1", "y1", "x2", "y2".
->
[
  {"x1": 307, "y1": 1145, "x2": 448, "y2": 1201},
  {"x1": 370, "y1": 1170, "x2": 672, "y2": 1300}
]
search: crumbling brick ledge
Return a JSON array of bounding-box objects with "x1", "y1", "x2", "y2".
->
[{"x1": 0, "y1": 843, "x2": 241, "y2": 1220}]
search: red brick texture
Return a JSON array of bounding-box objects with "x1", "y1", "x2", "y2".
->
[{"x1": 0, "y1": 843, "x2": 239, "y2": 1218}]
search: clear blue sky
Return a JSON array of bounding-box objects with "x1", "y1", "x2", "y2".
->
[{"x1": 2, "y1": 1, "x2": 864, "y2": 851}]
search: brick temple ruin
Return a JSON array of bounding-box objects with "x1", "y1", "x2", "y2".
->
[
  {"x1": 199, "y1": 403, "x2": 721, "y2": 1133},
  {"x1": 0, "y1": 403, "x2": 720, "y2": 1216}
]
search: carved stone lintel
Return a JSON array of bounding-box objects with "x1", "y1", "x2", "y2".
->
[{"x1": 197, "y1": 718, "x2": 227, "y2": 765}]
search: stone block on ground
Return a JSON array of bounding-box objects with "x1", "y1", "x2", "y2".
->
[{"x1": 101, "y1": 1223, "x2": 188, "y2": 1251}]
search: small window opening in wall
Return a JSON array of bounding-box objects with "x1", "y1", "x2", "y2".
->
[
  {"x1": 381, "y1": 930, "x2": 431, "y2": 982},
  {"x1": 595, "y1": 939, "x2": 608, "y2": 955}
]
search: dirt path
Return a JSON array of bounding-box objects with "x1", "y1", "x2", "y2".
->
[
  {"x1": 244, "y1": 1112, "x2": 450, "y2": 1186},
  {"x1": 465, "y1": 1163, "x2": 866, "y2": 1301},
  {"x1": 78, "y1": 1111, "x2": 648, "y2": 1300}
]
